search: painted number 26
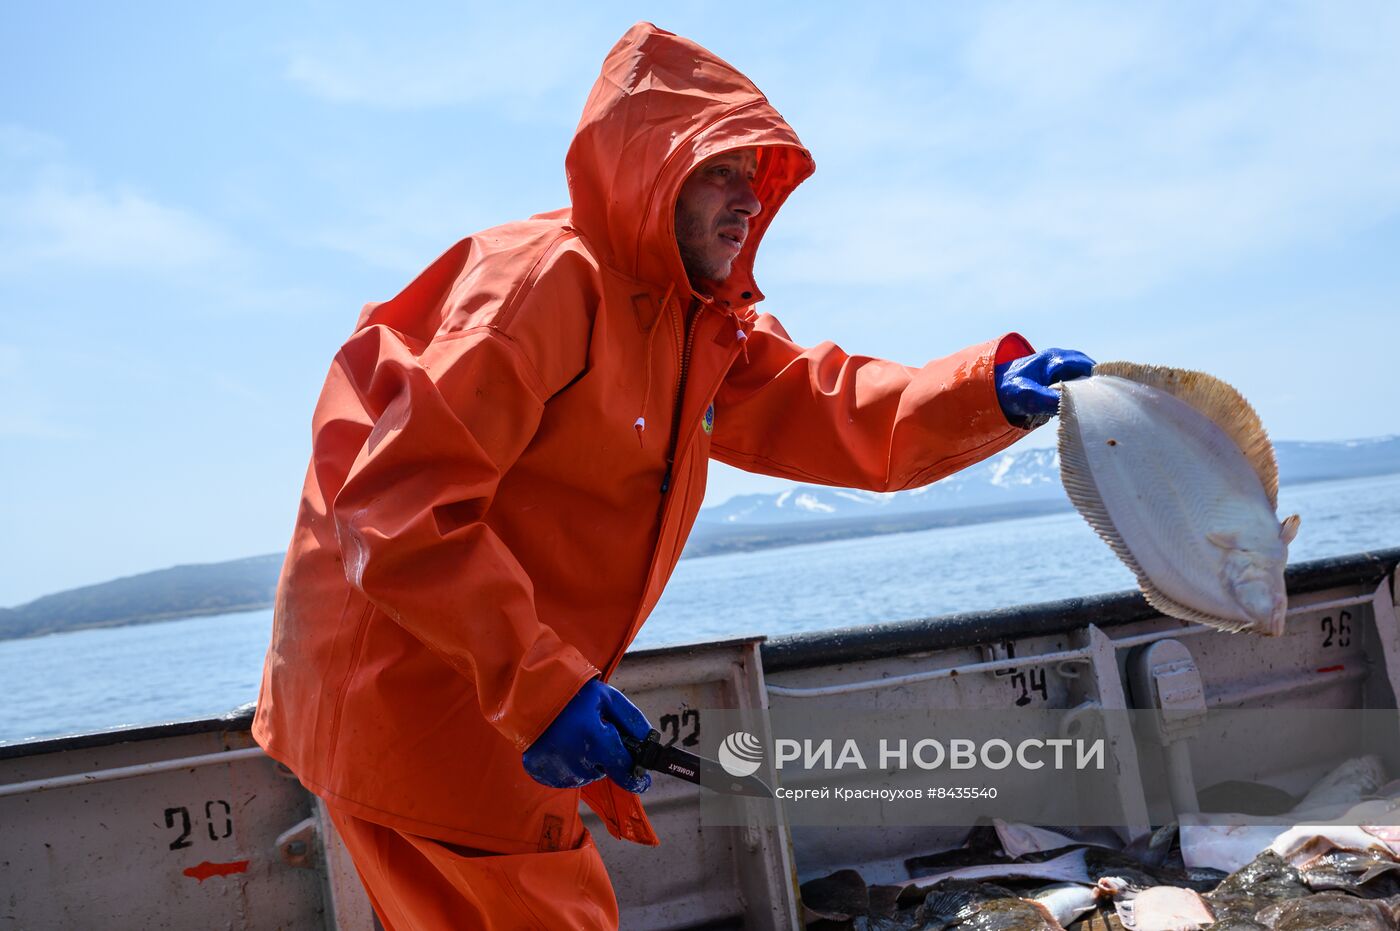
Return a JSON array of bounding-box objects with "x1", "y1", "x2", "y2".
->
[{"x1": 1321, "y1": 610, "x2": 1353, "y2": 649}]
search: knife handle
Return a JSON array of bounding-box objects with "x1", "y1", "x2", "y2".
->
[{"x1": 622, "y1": 728, "x2": 663, "y2": 771}]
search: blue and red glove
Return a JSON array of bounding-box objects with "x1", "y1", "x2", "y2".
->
[
  {"x1": 995, "y1": 348, "x2": 1096, "y2": 429},
  {"x1": 522, "y1": 678, "x2": 653, "y2": 793}
]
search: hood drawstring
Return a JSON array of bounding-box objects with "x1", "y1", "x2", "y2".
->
[
  {"x1": 632, "y1": 290, "x2": 754, "y2": 446},
  {"x1": 634, "y1": 282, "x2": 677, "y2": 447},
  {"x1": 730, "y1": 308, "x2": 752, "y2": 364}
]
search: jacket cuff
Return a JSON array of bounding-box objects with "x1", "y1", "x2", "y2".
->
[
  {"x1": 496, "y1": 645, "x2": 601, "y2": 752},
  {"x1": 994, "y1": 331, "x2": 1036, "y2": 366},
  {"x1": 991, "y1": 332, "x2": 1043, "y2": 430}
]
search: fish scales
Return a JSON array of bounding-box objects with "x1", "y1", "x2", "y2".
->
[{"x1": 1058, "y1": 363, "x2": 1299, "y2": 635}]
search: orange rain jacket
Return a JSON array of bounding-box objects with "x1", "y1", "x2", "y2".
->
[{"x1": 253, "y1": 22, "x2": 1035, "y2": 855}]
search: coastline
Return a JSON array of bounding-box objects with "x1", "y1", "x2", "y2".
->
[
  {"x1": 5, "y1": 470, "x2": 1397, "y2": 643},
  {"x1": 7, "y1": 601, "x2": 274, "y2": 641}
]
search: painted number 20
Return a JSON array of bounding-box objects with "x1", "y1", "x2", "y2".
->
[{"x1": 164, "y1": 800, "x2": 233, "y2": 851}]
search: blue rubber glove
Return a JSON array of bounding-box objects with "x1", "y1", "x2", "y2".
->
[
  {"x1": 994, "y1": 348, "x2": 1096, "y2": 429},
  {"x1": 521, "y1": 678, "x2": 653, "y2": 793}
]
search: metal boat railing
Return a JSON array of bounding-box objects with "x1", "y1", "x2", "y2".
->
[{"x1": 1, "y1": 546, "x2": 1397, "y2": 930}]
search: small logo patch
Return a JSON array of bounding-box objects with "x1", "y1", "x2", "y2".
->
[
  {"x1": 703, "y1": 404, "x2": 715, "y2": 435},
  {"x1": 538, "y1": 815, "x2": 564, "y2": 852}
]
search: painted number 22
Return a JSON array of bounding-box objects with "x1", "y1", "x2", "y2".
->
[{"x1": 658, "y1": 709, "x2": 700, "y2": 747}]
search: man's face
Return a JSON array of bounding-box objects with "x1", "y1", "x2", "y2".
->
[{"x1": 674, "y1": 148, "x2": 762, "y2": 286}]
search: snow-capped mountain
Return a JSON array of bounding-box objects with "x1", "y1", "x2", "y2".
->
[{"x1": 697, "y1": 436, "x2": 1400, "y2": 526}]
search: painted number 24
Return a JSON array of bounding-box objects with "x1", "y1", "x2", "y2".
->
[{"x1": 1009, "y1": 668, "x2": 1049, "y2": 706}]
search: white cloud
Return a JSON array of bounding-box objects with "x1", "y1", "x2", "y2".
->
[
  {"x1": 280, "y1": 10, "x2": 602, "y2": 113},
  {"x1": 960, "y1": 3, "x2": 1167, "y2": 107},
  {"x1": 303, "y1": 178, "x2": 489, "y2": 273},
  {"x1": 0, "y1": 124, "x2": 65, "y2": 161},
  {"x1": 758, "y1": 3, "x2": 1400, "y2": 316},
  {"x1": 0, "y1": 128, "x2": 332, "y2": 318},
  {"x1": 0, "y1": 181, "x2": 236, "y2": 274},
  {"x1": 0, "y1": 124, "x2": 239, "y2": 276}
]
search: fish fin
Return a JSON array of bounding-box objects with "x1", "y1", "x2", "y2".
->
[
  {"x1": 1359, "y1": 861, "x2": 1400, "y2": 883},
  {"x1": 1142, "y1": 587, "x2": 1252, "y2": 633},
  {"x1": 1059, "y1": 386, "x2": 1250, "y2": 634},
  {"x1": 1206, "y1": 531, "x2": 1240, "y2": 550},
  {"x1": 1111, "y1": 885, "x2": 1153, "y2": 930},
  {"x1": 1281, "y1": 514, "x2": 1301, "y2": 544},
  {"x1": 1058, "y1": 384, "x2": 1147, "y2": 586},
  {"x1": 1093, "y1": 361, "x2": 1279, "y2": 509}
]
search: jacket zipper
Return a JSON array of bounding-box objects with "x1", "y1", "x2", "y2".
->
[
  {"x1": 605, "y1": 323, "x2": 745, "y2": 679},
  {"x1": 660, "y1": 298, "x2": 700, "y2": 494}
]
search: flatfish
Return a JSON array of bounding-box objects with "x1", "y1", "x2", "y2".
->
[
  {"x1": 915, "y1": 880, "x2": 1066, "y2": 930},
  {"x1": 1203, "y1": 850, "x2": 1311, "y2": 922},
  {"x1": 1253, "y1": 891, "x2": 1393, "y2": 930},
  {"x1": 1112, "y1": 885, "x2": 1215, "y2": 931},
  {"x1": 904, "y1": 849, "x2": 1092, "y2": 890},
  {"x1": 1269, "y1": 802, "x2": 1400, "y2": 866},
  {"x1": 800, "y1": 867, "x2": 870, "y2": 921},
  {"x1": 1058, "y1": 363, "x2": 1300, "y2": 635}
]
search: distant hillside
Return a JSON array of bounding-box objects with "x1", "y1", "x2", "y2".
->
[
  {"x1": 684, "y1": 499, "x2": 1073, "y2": 558},
  {"x1": 696, "y1": 436, "x2": 1400, "y2": 527},
  {"x1": 5, "y1": 435, "x2": 1397, "y2": 641},
  {"x1": 1275, "y1": 436, "x2": 1400, "y2": 485},
  {"x1": 0, "y1": 554, "x2": 283, "y2": 640}
]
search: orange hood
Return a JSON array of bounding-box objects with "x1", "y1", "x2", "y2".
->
[{"x1": 565, "y1": 22, "x2": 814, "y2": 307}]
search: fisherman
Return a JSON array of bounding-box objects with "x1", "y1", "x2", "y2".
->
[{"x1": 252, "y1": 22, "x2": 1093, "y2": 929}]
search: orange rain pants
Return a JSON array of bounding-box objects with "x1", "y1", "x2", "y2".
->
[{"x1": 327, "y1": 805, "x2": 617, "y2": 930}]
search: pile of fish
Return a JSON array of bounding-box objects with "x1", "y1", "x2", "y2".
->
[{"x1": 799, "y1": 757, "x2": 1400, "y2": 930}]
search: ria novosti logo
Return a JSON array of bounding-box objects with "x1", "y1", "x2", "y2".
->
[
  {"x1": 718, "y1": 732, "x2": 1107, "y2": 776},
  {"x1": 718, "y1": 731, "x2": 764, "y2": 777}
]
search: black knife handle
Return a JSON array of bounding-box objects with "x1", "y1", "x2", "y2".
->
[{"x1": 622, "y1": 728, "x2": 663, "y2": 771}]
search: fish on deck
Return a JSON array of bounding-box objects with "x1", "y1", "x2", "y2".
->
[
  {"x1": 915, "y1": 879, "x2": 1066, "y2": 930},
  {"x1": 1109, "y1": 884, "x2": 1215, "y2": 931},
  {"x1": 1253, "y1": 891, "x2": 1395, "y2": 930}
]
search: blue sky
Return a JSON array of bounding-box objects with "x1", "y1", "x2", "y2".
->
[{"x1": 3, "y1": 2, "x2": 1397, "y2": 605}]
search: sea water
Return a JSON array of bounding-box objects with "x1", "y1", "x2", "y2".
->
[{"x1": 2, "y1": 474, "x2": 1397, "y2": 744}]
